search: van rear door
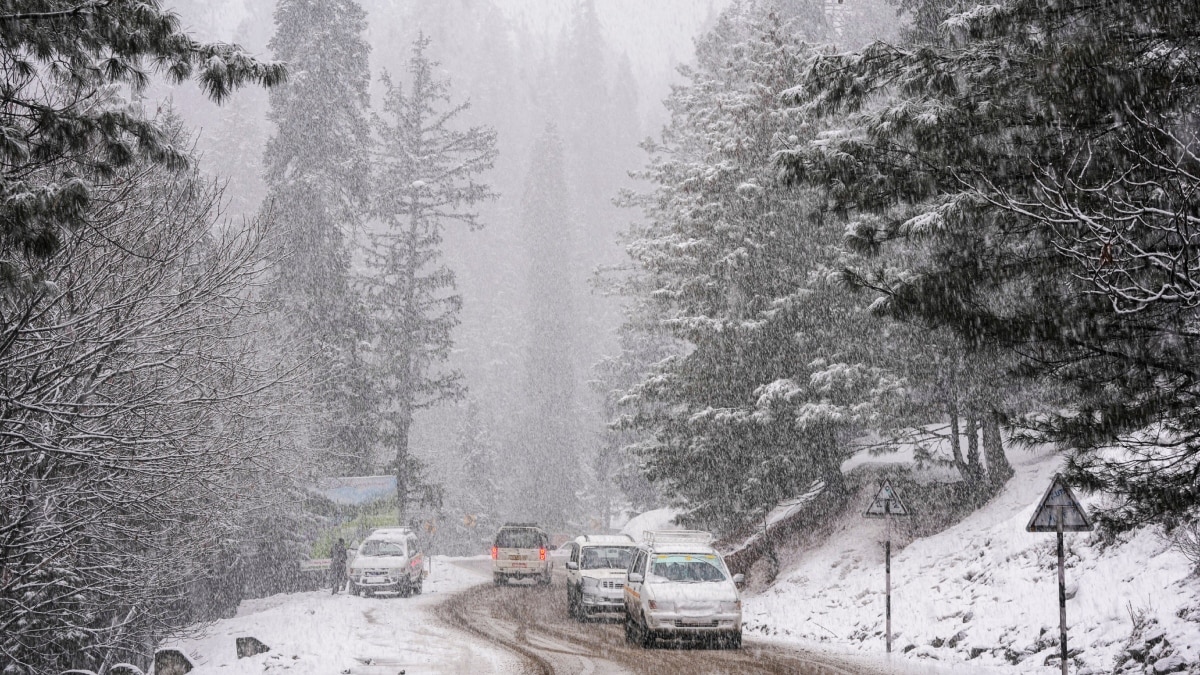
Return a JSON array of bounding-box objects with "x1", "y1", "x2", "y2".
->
[{"x1": 496, "y1": 528, "x2": 542, "y2": 571}]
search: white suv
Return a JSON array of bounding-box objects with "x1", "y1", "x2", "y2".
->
[
  {"x1": 623, "y1": 531, "x2": 744, "y2": 648},
  {"x1": 491, "y1": 523, "x2": 552, "y2": 586},
  {"x1": 563, "y1": 534, "x2": 636, "y2": 619},
  {"x1": 347, "y1": 528, "x2": 424, "y2": 597}
]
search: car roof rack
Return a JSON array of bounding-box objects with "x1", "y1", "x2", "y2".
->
[
  {"x1": 579, "y1": 533, "x2": 635, "y2": 543},
  {"x1": 502, "y1": 522, "x2": 540, "y2": 528},
  {"x1": 643, "y1": 530, "x2": 714, "y2": 546}
]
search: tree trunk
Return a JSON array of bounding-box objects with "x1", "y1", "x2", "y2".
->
[
  {"x1": 983, "y1": 410, "x2": 1014, "y2": 487},
  {"x1": 946, "y1": 388, "x2": 970, "y2": 482},
  {"x1": 395, "y1": 408, "x2": 413, "y2": 526},
  {"x1": 965, "y1": 412, "x2": 984, "y2": 484}
]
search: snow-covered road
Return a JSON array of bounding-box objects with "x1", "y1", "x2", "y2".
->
[
  {"x1": 165, "y1": 557, "x2": 518, "y2": 674},
  {"x1": 168, "y1": 556, "x2": 1006, "y2": 674}
]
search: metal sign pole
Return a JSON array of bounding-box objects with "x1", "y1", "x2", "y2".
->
[
  {"x1": 1057, "y1": 505, "x2": 1067, "y2": 675},
  {"x1": 885, "y1": 500, "x2": 892, "y2": 654}
]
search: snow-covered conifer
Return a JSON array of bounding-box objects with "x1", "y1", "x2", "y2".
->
[{"x1": 362, "y1": 35, "x2": 498, "y2": 524}]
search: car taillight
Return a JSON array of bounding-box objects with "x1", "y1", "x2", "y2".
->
[
  {"x1": 491, "y1": 546, "x2": 498, "y2": 560},
  {"x1": 539, "y1": 547, "x2": 546, "y2": 561}
]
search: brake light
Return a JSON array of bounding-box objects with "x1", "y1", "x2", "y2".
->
[
  {"x1": 491, "y1": 546, "x2": 498, "y2": 560},
  {"x1": 539, "y1": 547, "x2": 546, "y2": 561}
]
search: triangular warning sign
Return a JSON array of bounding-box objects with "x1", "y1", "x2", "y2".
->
[
  {"x1": 1026, "y1": 474, "x2": 1093, "y2": 532},
  {"x1": 863, "y1": 480, "x2": 909, "y2": 518}
]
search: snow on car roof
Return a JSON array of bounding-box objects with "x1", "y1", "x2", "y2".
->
[
  {"x1": 366, "y1": 527, "x2": 414, "y2": 541},
  {"x1": 574, "y1": 534, "x2": 636, "y2": 546}
]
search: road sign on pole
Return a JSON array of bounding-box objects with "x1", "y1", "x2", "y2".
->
[
  {"x1": 863, "y1": 481, "x2": 910, "y2": 518},
  {"x1": 864, "y1": 481, "x2": 910, "y2": 654},
  {"x1": 1027, "y1": 474, "x2": 1093, "y2": 675}
]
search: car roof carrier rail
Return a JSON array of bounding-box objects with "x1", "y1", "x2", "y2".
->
[
  {"x1": 502, "y1": 522, "x2": 539, "y2": 528},
  {"x1": 643, "y1": 530, "x2": 714, "y2": 546}
]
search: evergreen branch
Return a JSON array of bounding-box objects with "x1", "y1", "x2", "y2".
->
[{"x1": 0, "y1": 0, "x2": 112, "y2": 23}]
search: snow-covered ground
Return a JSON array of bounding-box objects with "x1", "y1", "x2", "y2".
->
[
  {"x1": 165, "y1": 556, "x2": 516, "y2": 675},
  {"x1": 743, "y1": 445, "x2": 1200, "y2": 674}
]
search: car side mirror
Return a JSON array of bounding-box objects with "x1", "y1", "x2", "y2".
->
[
  {"x1": 628, "y1": 572, "x2": 644, "y2": 583},
  {"x1": 732, "y1": 573, "x2": 745, "y2": 585},
  {"x1": 566, "y1": 561, "x2": 578, "y2": 571}
]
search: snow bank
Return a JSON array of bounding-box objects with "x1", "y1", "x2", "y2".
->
[
  {"x1": 165, "y1": 556, "x2": 516, "y2": 675},
  {"x1": 620, "y1": 507, "x2": 682, "y2": 540},
  {"x1": 745, "y1": 446, "x2": 1200, "y2": 674}
]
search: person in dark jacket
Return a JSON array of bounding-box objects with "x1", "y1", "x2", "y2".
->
[{"x1": 330, "y1": 538, "x2": 348, "y2": 594}]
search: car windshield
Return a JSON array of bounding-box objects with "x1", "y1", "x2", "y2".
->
[
  {"x1": 359, "y1": 539, "x2": 406, "y2": 557},
  {"x1": 649, "y1": 554, "x2": 727, "y2": 583},
  {"x1": 581, "y1": 546, "x2": 633, "y2": 570},
  {"x1": 495, "y1": 529, "x2": 542, "y2": 549}
]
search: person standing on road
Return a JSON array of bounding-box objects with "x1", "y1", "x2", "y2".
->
[{"x1": 330, "y1": 538, "x2": 348, "y2": 594}]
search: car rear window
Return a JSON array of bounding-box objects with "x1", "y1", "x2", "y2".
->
[{"x1": 496, "y1": 529, "x2": 542, "y2": 549}]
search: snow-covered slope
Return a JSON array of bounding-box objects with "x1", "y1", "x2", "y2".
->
[
  {"x1": 745, "y1": 445, "x2": 1200, "y2": 674},
  {"x1": 164, "y1": 556, "x2": 513, "y2": 675}
]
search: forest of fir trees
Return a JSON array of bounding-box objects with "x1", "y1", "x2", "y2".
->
[
  {"x1": 605, "y1": 0, "x2": 1200, "y2": 554},
  {"x1": 9, "y1": 0, "x2": 1200, "y2": 669}
]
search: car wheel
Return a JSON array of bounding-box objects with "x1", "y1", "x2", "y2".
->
[
  {"x1": 493, "y1": 574, "x2": 505, "y2": 587},
  {"x1": 348, "y1": 581, "x2": 358, "y2": 596},
  {"x1": 637, "y1": 616, "x2": 655, "y2": 649},
  {"x1": 412, "y1": 579, "x2": 423, "y2": 595},
  {"x1": 623, "y1": 615, "x2": 636, "y2": 644},
  {"x1": 725, "y1": 631, "x2": 742, "y2": 650},
  {"x1": 538, "y1": 571, "x2": 551, "y2": 586},
  {"x1": 568, "y1": 587, "x2": 582, "y2": 620}
]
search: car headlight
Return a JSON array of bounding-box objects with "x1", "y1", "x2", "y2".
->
[
  {"x1": 721, "y1": 600, "x2": 741, "y2": 612},
  {"x1": 581, "y1": 577, "x2": 600, "y2": 590},
  {"x1": 647, "y1": 598, "x2": 673, "y2": 612}
]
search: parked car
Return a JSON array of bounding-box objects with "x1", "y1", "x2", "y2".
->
[
  {"x1": 563, "y1": 534, "x2": 636, "y2": 620},
  {"x1": 347, "y1": 527, "x2": 424, "y2": 597},
  {"x1": 623, "y1": 530, "x2": 744, "y2": 649},
  {"x1": 491, "y1": 523, "x2": 552, "y2": 586}
]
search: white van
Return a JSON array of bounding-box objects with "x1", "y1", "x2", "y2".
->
[
  {"x1": 563, "y1": 534, "x2": 636, "y2": 619},
  {"x1": 623, "y1": 530, "x2": 744, "y2": 648},
  {"x1": 491, "y1": 523, "x2": 552, "y2": 586},
  {"x1": 347, "y1": 527, "x2": 424, "y2": 597}
]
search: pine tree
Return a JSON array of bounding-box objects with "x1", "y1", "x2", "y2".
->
[
  {"x1": 362, "y1": 35, "x2": 497, "y2": 525},
  {"x1": 614, "y1": 0, "x2": 903, "y2": 532},
  {"x1": 0, "y1": 0, "x2": 283, "y2": 283},
  {"x1": 454, "y1": 399, "x2": 500, "y2": 526},
  {"x1": 518, "y1": 126, "x2": 581, "y2": 527},
  {"x1": 784, "y1": 0, "x2": 1200, "y2": 527},
  {"x1": 262, "y1": 0, "x2": 376, "y2": 477}
]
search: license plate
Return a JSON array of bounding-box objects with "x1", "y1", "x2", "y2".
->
[{"x1": 512, "y1": 563, "x2": 526, "y2": 568}]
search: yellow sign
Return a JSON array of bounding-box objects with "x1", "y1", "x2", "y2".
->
[{"x1": 462, "y1": 514, "x2": 477, "y2": 528}]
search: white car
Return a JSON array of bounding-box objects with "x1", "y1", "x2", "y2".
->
[
  {"x1": 347, "y1": 528, "x2": 424, "y2": 597},
  {"x1": 563, "y1": 534, "x2": 636, "y2": 619},
  {"x1": 491, "y1": 523, "x2": 552, "y2": 586},
  {"x1": 623, "y1": 530, "x2": 744, "y2": 648}
]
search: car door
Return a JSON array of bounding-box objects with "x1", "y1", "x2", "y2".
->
[
  {"x1": 407, "y1": 535, "x2": 422, "y2": 581},
  {"x1": 624, "y1": 550, "x2": 647, "y2": 614},
  {"x1": 567, "y1": 543, "x2": 580, "y2": 587}
]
